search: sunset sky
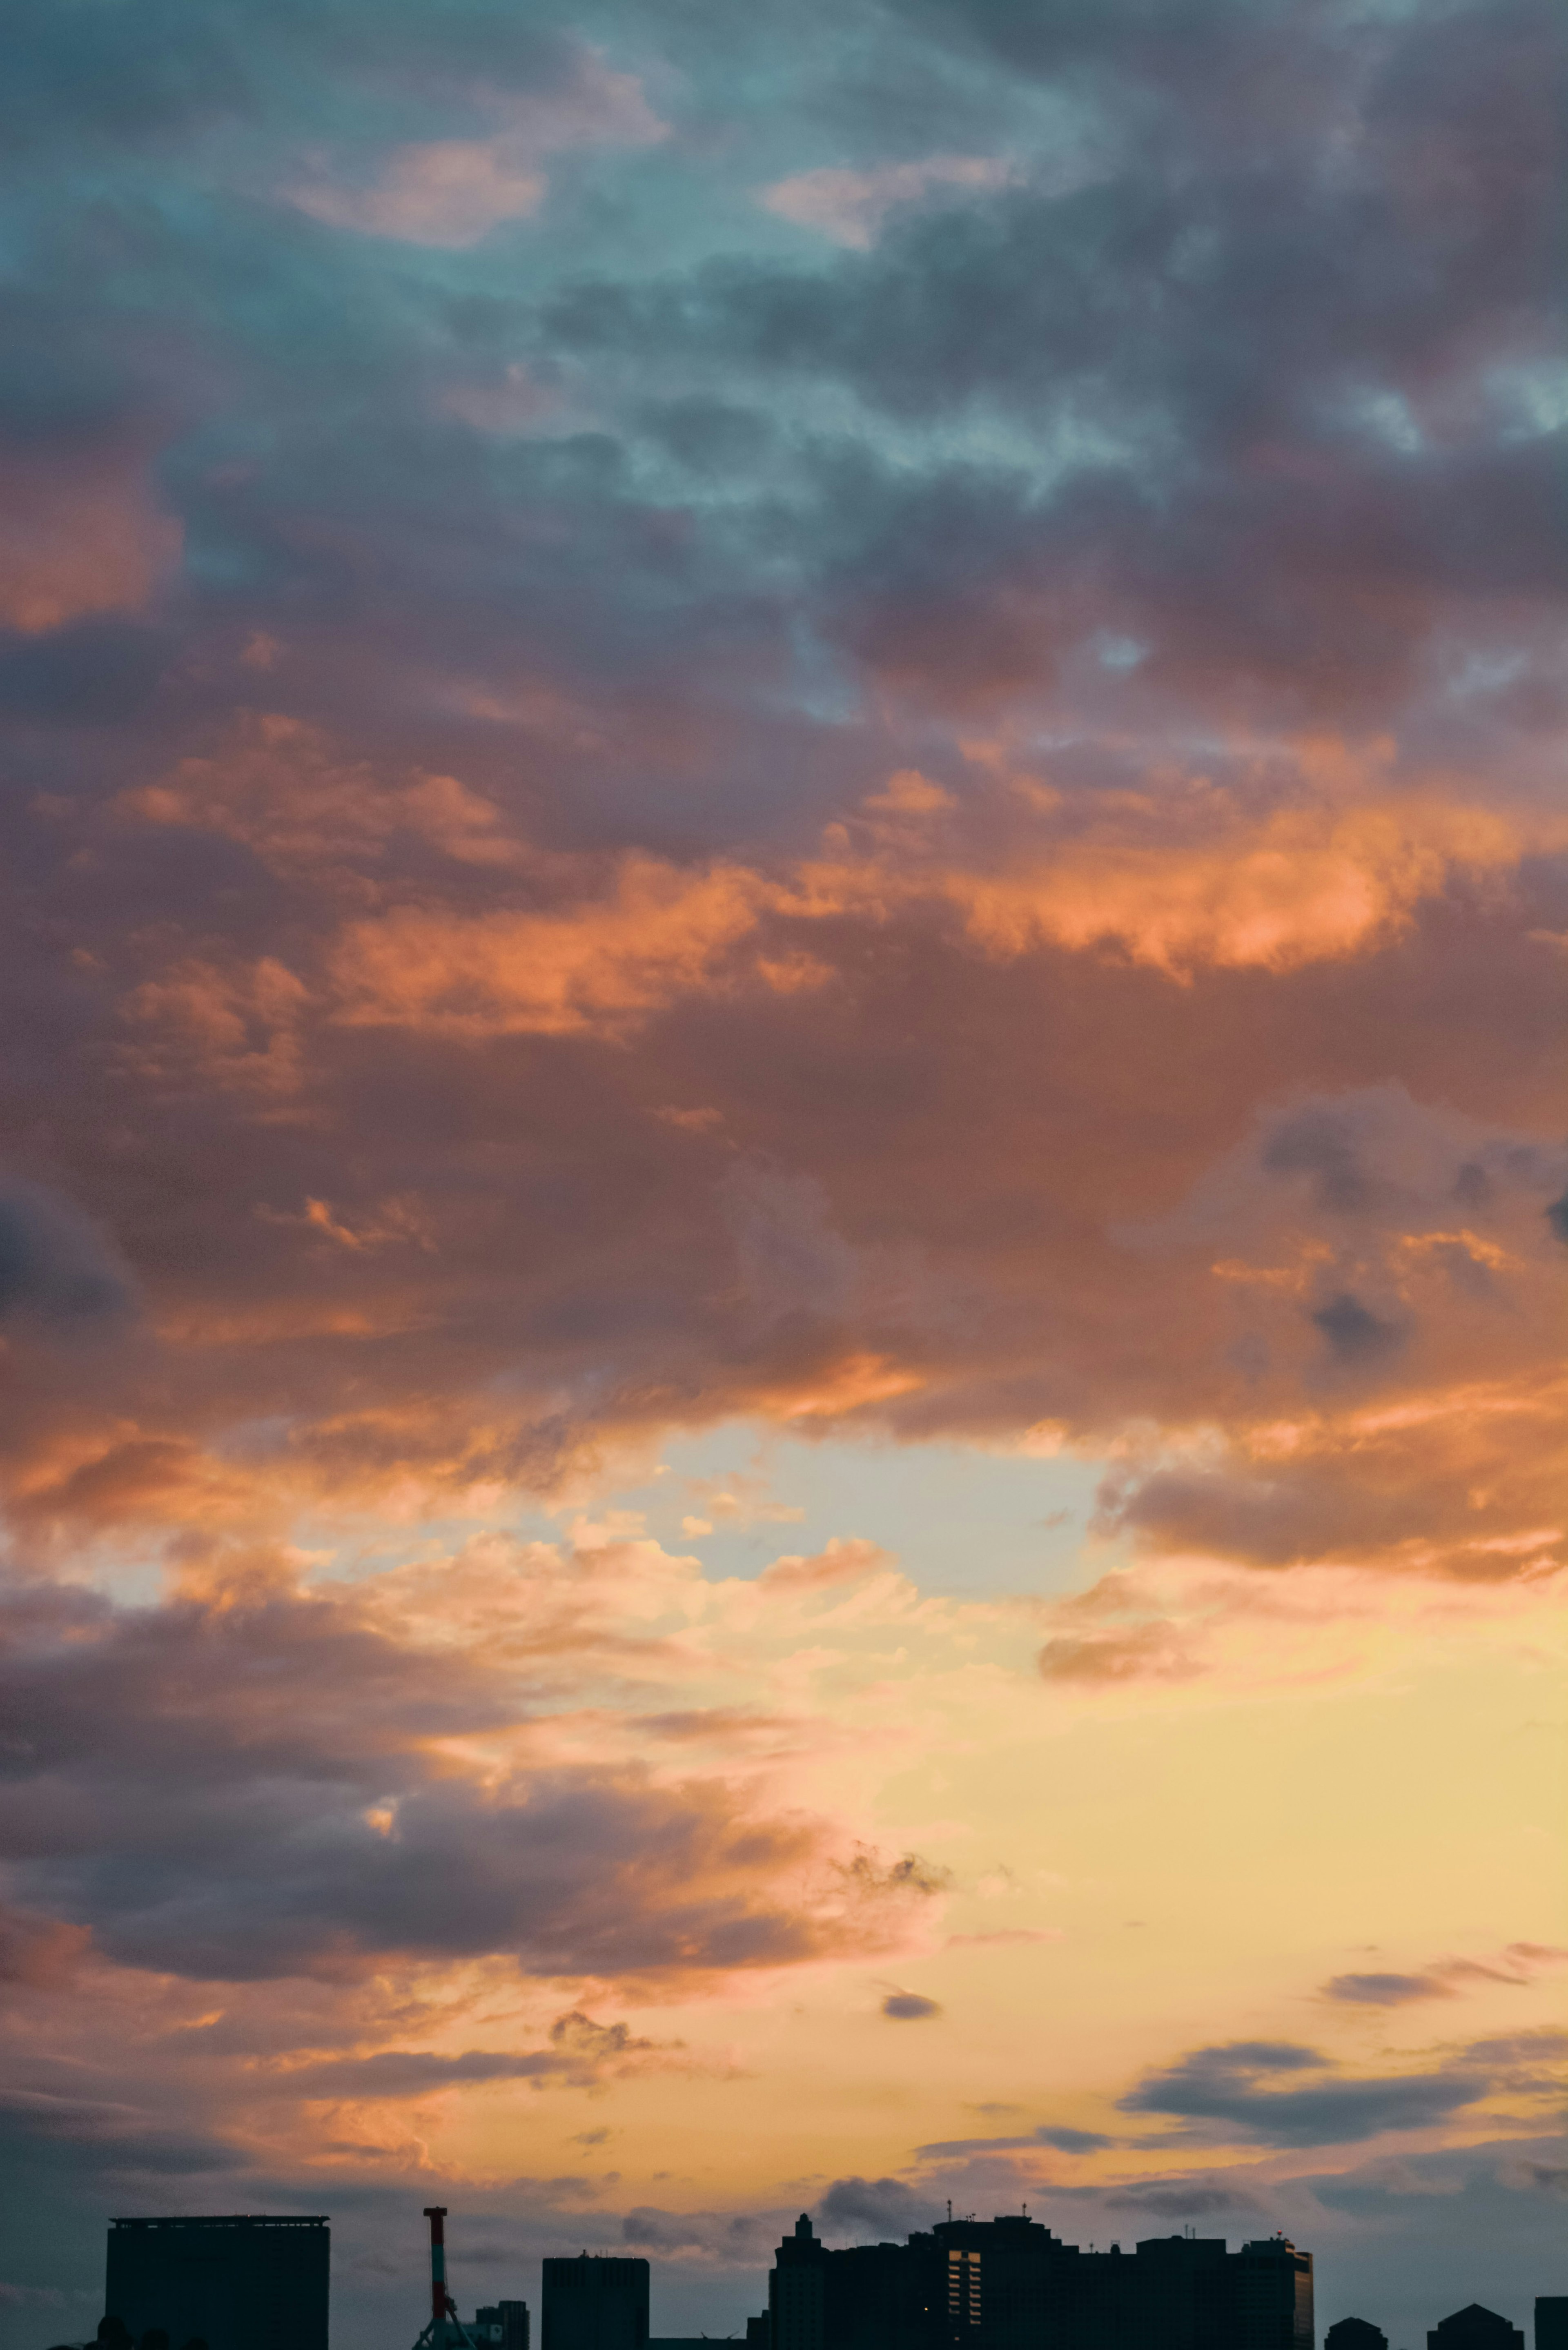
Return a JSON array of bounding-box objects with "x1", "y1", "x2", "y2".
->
[{"x1": 0, "y1": 2, "x2": 1564, "y2": 2346}]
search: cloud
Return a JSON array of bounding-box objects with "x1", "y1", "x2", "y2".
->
[
  {"x1": 1312, "y1": 1292, "x2": 1405, "y2": 1364},
  {"x1": 0, "y1": 1179, "x2": 135, "y2": 1332},
  {"x1": 757, "y1": 1538, "x2": 891, "y2": 1594},
  {"x1": 269, "y1": 2011, "x2": 677, "y2": 2098},
  {"x1": 1102, "y1": 2179, "x2": 1263, "y2": 2217},
  {"x1": 1039, "y1": 1621, "x2": 1202, "y2": 1684},
  {"x1": 277, "y1": 2047, "x2": 572, "y2": 2098},
  {"x1": 118, "y1": 713, "x2": 523, "y2": 881},
  {"x1": 1118, "y1": 2041, "x2": 1494, "y2": 2147},
  {"x1": 1321, "y1": 1948, "x2": 1568, "y2": 2005},
  {"x1": 0, "y1": 2089, "x2": 243, "y2": 2180},
  {"x1": 0, "y1": 1569, "x2": 946, "y2": 1984},
  {"x1": 816, "y1": 2176, "x2": 938, "y2": 2238},
  {"x1": 286, "y1": 53, "x2": 665, "y2": 247},
  {"x1": 881, "y1": 1991, "x2": 942, "y2": 2020},
  {"x1": 759, "y1": 157, "x2": 1018, "y2": 250},
  {"x1": 0, "y1": 0, "x2": 1562, "y2": 2332},
  {"x1": 944, "y1": 1929, "x2": 1062, "y2": 1948},
  {"x1": 293, "y1": 141, "x2": 549, "y2": 245},
  {"x1": 1321, "y1": 1973, "x2": 1457, "y2": 2006},
  {"x1": 0, "y1": 1905, "x2": 91, "y2": 1988},
  {"x1": 328, "y1": 858, "x2": 779, "y2": 1039},
  {"x1": 914, "y1": 2124, "x2": 1112, "y2": 2156},
  {"x1": 0, "y1": 441, "x2": 181, "y2": 636},
  {"x1": 1497, "y1": 2161, "x2": 1568, "y2": 2197}
]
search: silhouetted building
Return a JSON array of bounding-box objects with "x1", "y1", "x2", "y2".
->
[
  {"x1": 104, "y1": 2218, "x2": 328, "y2": 2350},
  {"x1": 1325, "y1": 2320, "x2": 1386, "y2": 2350},
  {"x1": 543, "y1": 2259, "x2": 649, "y2": 2350},
  {"x1": 1536, "y1": 2304, "x2": 1568, "y2": 2350},
  {"x1": 761, "y1": 2214, "x2": 1314, "y2": 2350},
  {"x1": 1110, "y1": 2234, "x2": 1232, "y2": 2350},
  {"x1": 1237, "y1": 2239, "x2": 1314, "y2": 2350},
  {"x1": 1429, "y1": 2313, "x2": 1525, "y2": 2350},
  {"x1": 770, "y1": 2218, "x2": 827, "y2": 2350},
  {"x1": 476, "y1": 2305, "x2": 530, "y2": 2350}
]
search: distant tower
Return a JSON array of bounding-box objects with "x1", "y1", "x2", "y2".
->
[
  {"x1": 412, "y1": 2210, "x2": 481, "y2": 2350},
  {"x1": 1537, "y1": 2304, "x2": 1568, "y2": 2350},
  {"x1": 769, "y1": 2218, "x2": 826, "y2": 2350}
]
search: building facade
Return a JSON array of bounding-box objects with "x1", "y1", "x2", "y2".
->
[
  {"x1": 542, "y1": 2258, "x2": 650, "y2": 2350},
  {"x1": 104, "y1": 2217, "x2": 329, "y2": 2350}
]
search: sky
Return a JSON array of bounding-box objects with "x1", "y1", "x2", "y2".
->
[{"x1": 0, "y1": 0, "x2": 1565, "y2": 2346}]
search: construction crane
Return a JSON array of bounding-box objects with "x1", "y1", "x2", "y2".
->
[{"x1": 411, "y1": 2208, "x2": 482, "y2": 2350}]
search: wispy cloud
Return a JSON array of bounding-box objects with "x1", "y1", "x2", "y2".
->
[{"x1": 759, "y1": 157, "x2": 1018, "y2": 249}]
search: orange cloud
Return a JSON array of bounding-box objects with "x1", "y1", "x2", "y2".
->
[
  {"x1": 119, "y1": 712, "x2": 522, "y2": 881},
  {"x1": 940, "y1": 795, "x2": 1532, "y2": 977},
  {"x1": 329, "y1": 857, "x2": 782, "y2": 1037},
  {"x1": 0, "y1": 441, "x2": 180, "y2": 633},
  {"x1": 120, "y1": 954, "x2": 311, "y2": 1094}
]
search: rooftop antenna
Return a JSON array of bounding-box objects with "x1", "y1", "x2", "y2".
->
[
  {"x1": 413, "y1": 2209, "x2": 481, "y2": 2350},
  {"x1": 947, "y1": 2201, "x2": 952, "y2": 2223}
]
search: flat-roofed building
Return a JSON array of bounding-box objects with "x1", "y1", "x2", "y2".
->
[
  {"x1": 542, "y1": 2258, "x2": 648, "y2": 2350},
  {"x1": 104, "y1": 2218, "x2": 328, "y2": 2350}
]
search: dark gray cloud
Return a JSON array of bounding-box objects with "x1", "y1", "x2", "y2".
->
[
  {"x1": 914, "y1": 2124, "x2": 1114, "y2": 2156},
  {"x1": 881, "y1": 1991, "x2": 941, "y2": 2020},
  {"x1": 269, "y1": 2011, "x2": 670, "y2": 2097},
  {"x1": 0, "y1": 2088, "x2": 243, "y2": 2181},
  {"x1": 1101, "y1": 2180, "x2": 1262, "y2": 2217},
  {"x1": 0, "y1": 620, "x2": 170, "y2": 724},
  {"x1": 0, "y1": 1179, "x2": 135, "y2": 1331},
  {"x1": 273, "y1": 2047, "x2": 573, "y2": 2099},
  {"x1": 1321, "y1": 1973, "x2": 1455, "y2": 2006},
  {"x1": 1118, "y1": 2041, "x2": 1493, "y2": 2147},
  {"x1": 816, "y1": 2176, "x2": 939, "y2": 2240},
  {"x1": 0, "y1": 1579, "x2": 938, "y2": 1983},
  {"x1": 1311, "y1": 1292, "x2": 1404, "y2": 1363},
  {"x1": 1497, "y1": 2161, "x2": 1568, "y2": 2197}
]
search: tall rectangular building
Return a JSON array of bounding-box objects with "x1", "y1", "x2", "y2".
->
[
  {"x1": 105, "y1": 2218, "x2": 328, "y2": 2350},
  {"x1": 1234, "y1": 2239, "x2": 1313, "y2": 2350},
  {"x1": 1123, "y1": 2235, "x2": 1233, "y2": 2350},
  {"x1": 542, "y1": 2258, "x2": 649, "y2": 2350},
  {"x1": 1537, "y1": 2305, "x2": 1568, "y2": 2350},
  {"x1": 768, "y1": 2218, "x2": 826, "y2": 2350}
]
